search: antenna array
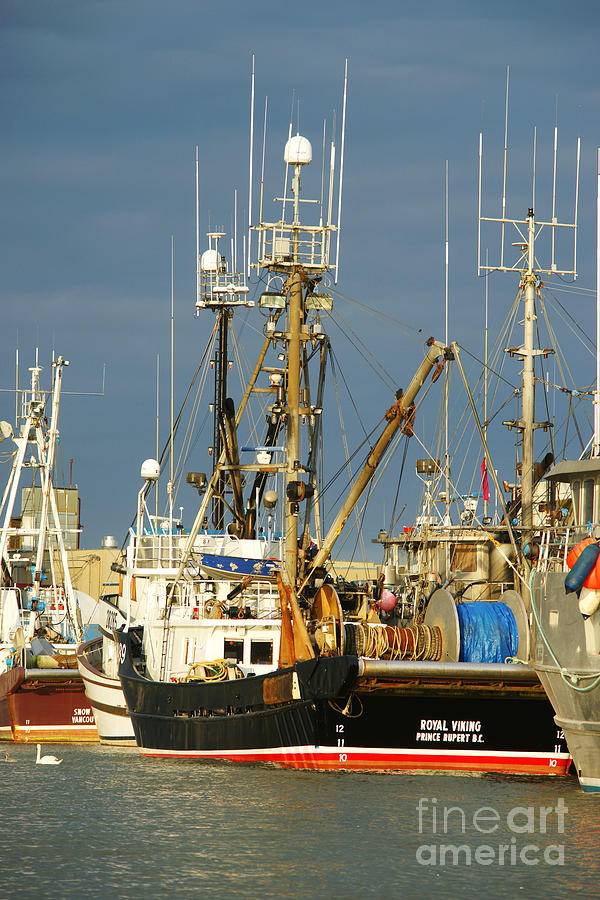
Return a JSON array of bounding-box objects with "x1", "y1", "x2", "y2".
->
[
  {"x1": 478, "y1": 80, "x2": 580, "y2": 279},
  {"x1": 476, "y1": 71, "x2": 581, "y2": 539},
  {"x1": 195, "y1": 150, "x2": 252, "y2": 311},
  {"x1": 248, "y1": 60, "x2": 348, "y2": 281}
]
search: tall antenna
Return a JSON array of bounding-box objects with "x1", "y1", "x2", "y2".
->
[
  {"x1": 250, "y1": 65, "x2": 347, "y2": 277},
  {"x1": 334, "y1": 59, "x2": 348, "y2": 282},
  {"x1": 156, "y1": 353, "x2": 160, "y2": 521},
  {"x1": 196, "y1": 146, "x2": 200, "y2": 304},
  {"x1": 259, "y1": 96, "x2": 268, "y2": 223},
  {"x1": 234, "y1": 188, "x2": 238, "y2": 273},
  {"x1": 595, "y1": 148, "x2": 600, "y2": 458},
  {"x1": 532, "y1": 126, "x2": 537, "y2": 212},
  {"x1": 484, "y1": 248, "x2": 489, "y2": 520},
  {"x1": 169, "y1": 236, "x2": 175, "y2": 557},
  {"x1": 551, "y1": 99, "x2": 558, "y2": 271},
  {"x1": 327, "y1": 114, "x2": 336, "y2": 228},
  {"x1": 14, "y1": 347, "x2": 18, "y2": 426},
  {"x1": 501, "y1": 65, "x2": 509, "y2": 270},
  {"x1": 247, "y1": 55, "x2": 255, "y2": 278},
  {"x1": 444, "y1": 159, "x2": 450, "y2": 525},
  {"x1": 320, "y1": 119, "x2": 326, "y2": 223}
]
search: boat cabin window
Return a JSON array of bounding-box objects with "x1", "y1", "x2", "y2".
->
[
  {"x1": 572, "y1": 481, "x2": 581, "y2": 524},
  {"x1": 584, "y1": 479, "x2": 595, "y2": 524},
  {"x1": 450, "y1": 542, "x2": 478, "y2": 573},
  {"x1": 182, "y1": 637, "x2": 197, "y2": 666},
  {"x1": 403, "y1": 549, "x2": 419, "y2": 574},
  {"x1": 224, "y1": 639, "x2": 244, "y2": 663},
  {"x1": 250, "y1": 640, "x2": 273, "y2": 665}
]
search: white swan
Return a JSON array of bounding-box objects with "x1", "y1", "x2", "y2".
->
[{"x1": 35, "y1": 744, "x2": 62, "y2": 765}]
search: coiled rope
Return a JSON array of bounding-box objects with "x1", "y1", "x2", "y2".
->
[
  {"x1": 184, "y1": 660, "x2": 241, "y2": 682},
  {"x1": 345, "y1": 622, "x2": 443, "y2": 661}
]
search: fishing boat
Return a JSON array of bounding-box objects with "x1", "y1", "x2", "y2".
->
[
  {"x1": 530, "y1": 466, "x2": 600, "y2": 792},
  {"x1": 115, "y1": 80, "x2": 572, "y2": 776},
  {"x1": 526, "y1": 151, "x2": 600, "y2": 793},
  {"x1": 0, "y1": 357, "x2": 98, "y2": 742},
  {"x1": 77, "y1": 458, "x2": 282, "y2": 745},
  {"x1": 77, "y1": 191, "x2": 283, "y2": 744}
]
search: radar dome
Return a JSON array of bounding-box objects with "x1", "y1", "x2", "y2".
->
[
  {"x1": 263, "y1": 489, "x2": 278, "y2": 509},
  {"x1": 284, "y1": 135, "x2": 312, "y2": 166},
  {"x1": 141, "y1": 459, "x2": 160, "y2": 481},
  {"x1": 200, "y1": 249, "x2": 218, "y2": 272}
]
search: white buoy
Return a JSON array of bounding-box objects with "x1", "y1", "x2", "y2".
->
[{"x1": 578, "y1": 587, "x2": 600, "y2": 619}]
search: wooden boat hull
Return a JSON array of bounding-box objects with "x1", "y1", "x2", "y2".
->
[
  {"x1": 116, "y1": 629, "x2": 570, "y2": 776},
  {"x1": 0, "y1": 665, "x2": 98, "y2": 742}
]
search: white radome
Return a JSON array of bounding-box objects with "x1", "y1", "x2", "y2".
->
[
  {"x1": 200, "y1": 249, "x2": 219, "y2": 272},
  {"x1": 141, "y1": 459, "x2": 161, "y2": 481},
  {"x1": 284, "y1": 135, "x2": 312, "y2": 166}
]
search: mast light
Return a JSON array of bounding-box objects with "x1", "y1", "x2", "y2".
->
[
  {"x1": 259, "y1": 292, "x2": 286, "y2": 309},
  {"x1": 305, "y1": 291, "x2": 333, "y2": 310}
]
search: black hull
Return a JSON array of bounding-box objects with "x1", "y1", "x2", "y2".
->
[{"x1": 116, "y1": 628, "x2": 571, "y2": 775}]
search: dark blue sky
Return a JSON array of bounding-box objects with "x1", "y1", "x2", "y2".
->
[{"x1": 1, "y1": 1, "x2": 599, "y2": 551}]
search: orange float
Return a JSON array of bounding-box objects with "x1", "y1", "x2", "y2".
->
[{"x1": 566, "y1": 537, "x2": 600, "y2": 589}]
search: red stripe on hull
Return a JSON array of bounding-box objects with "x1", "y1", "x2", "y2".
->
[{"x1": 139, "y1": 746, "x2": 571, "y2": 776}]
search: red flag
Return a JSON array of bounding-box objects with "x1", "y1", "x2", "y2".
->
[{"x1": 481, "y1": 457, "x2": 490, "y2": 502}]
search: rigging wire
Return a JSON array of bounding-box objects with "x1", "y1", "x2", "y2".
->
[
  {"x1": 329, "y1": 285, "x2": 427, "y2": 341},
  {"x1": 328, "y1": 345, "x2": 372, "y2": 445},
  {"x1": 329, "y1": 346, "x2": 370, "y2": 562},
  {"x1": 387, "y1": 434, "x2": 411, "y2": 534},
  {"x1": 117, "y1": 319, "x2": 220, "y2": 554},
  {"x1": 329, "y1": 309, "x2": 397, "y2": 393}
]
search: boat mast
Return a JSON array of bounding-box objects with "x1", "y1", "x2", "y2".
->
[
  {"x1": 285, "y1": 264, "x2": 303, "y2": 584},
  {"x1": 212, "y1": 300, "x2": 230, "y2": 530},
  {"x1": 0, "y1": 356, "x2": 81, "y2": 639},
  {"x1": 253, "y1": 118, "x2": 339, "y2": 589},
  {"x1": 196, "y1": 221, "x2": 252, "y2": 532},
  {"x1": 595, "y1": 147, "x2": 600, "y2": 459},
  {"x1": 520, "y1": 205, "x2": 536, "y2": 538}
]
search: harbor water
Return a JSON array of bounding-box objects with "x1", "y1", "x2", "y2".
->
[{"x1": 0, "y1": 744, "x2": 598, "y2": 899}]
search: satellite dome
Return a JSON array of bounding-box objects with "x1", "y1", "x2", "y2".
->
[
  {"x1": 200, "y1": 249, "x2": 218, "y2": 272},
  {"x1": 284, "y1": 135, "x2": 312, "y2": 166},
  {"x1": 263, "y1": 489, "x2": 278, "y2": 509},
  {"x1": 141, "y1": 459, "x2": 160, "y2": 481}
]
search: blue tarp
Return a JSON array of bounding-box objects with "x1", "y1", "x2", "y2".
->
[{"x1": 456, "y1": 601, "x2": 518, "y2": 663}]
